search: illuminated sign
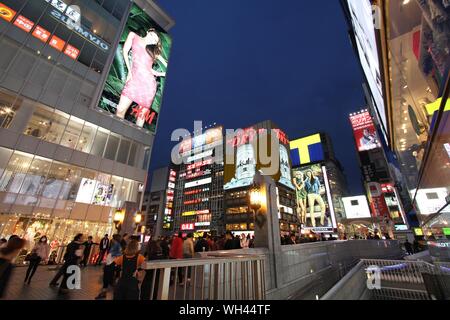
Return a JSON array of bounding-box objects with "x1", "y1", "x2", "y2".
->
[
  {"x1": 412, "y1": 188, "x2": 450, "y2": 215},
  {"x1": 195, "y1": 222, "x2": 211, "y2": 227},
  {"x1": 184, "y1": 177, "x2": 212, "y2": 189},
  {"x1": 0, "y1": 2, "x2": 16, "y2": 22},
  {"x1": 97, "y1": 4, "x2": 170, "y2": 133},
  {"x1": 187, "y1": 150, "x2": 213, "y2": 163},
  {"x1": 186, "y1": 169, "x2": 212, "y2": 180},
  {"x1": 49, "y1": 35, "x2": 65, "y2": 51},
  {"x1": 291, "y1": 164, "x2": 336, "y2": 233},
  {"x1": 289, "y1": 134, "x2": 324, "y2": 167},
  {"x1": 32, "y1": 25, "x2": 51, "y2": 43},
  {"x1": 349, "y1": 111, "x2": 381, "y2": 152},
  {"x1": 414, "y1": 228, "x2": 424, "y2": 236},
  {"x1": 182, "y1": 211, "x2": 196, "y2": 217},
  {"x1": 64, "y1": 44, "x2": 80, "y2": 59},
  {"x1": 163, "y1": 169, "x2": 177, "y2": 230},
  {"x1": 425, "y1": 97, "x2": 450, "y2": 116},
  {"x1": 394, "y1": 225, "x2": 408, "y2": 231},
  {"x1": 342, "y1": 196, "x2": 371, "y2": 219},
  {"x1": 347, "y1": 0, "x2": 387, "y2": 139},
  {"x1": 443, "y1": 228, "x2": 450, "y2": 236},
  {"x1": 14, "y1": 15, "x2": 34, "y2": 33},
  {"x1": 49, "y1": 9, "x2": 110, "y2": 51},
  {"x1": 187, "y1": 159, "x2": 213, "y2": 171},
  {"x1": 181, "y1": 223, "x2": 195, "y2": 231}
]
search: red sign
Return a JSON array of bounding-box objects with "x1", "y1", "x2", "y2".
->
[
  {"x1": 349, "y1": 111, "x2": 381, "y2": 152},
  {"x1": 49, "y1": 35, "x2": 66, "y2": 51},
  {"x1": 187, "y1": 159, "x2": 213, "y2": 171},
  {"x1": 13, "y1": 15, "x2": 34, "y2": 33},
  {"x1": 0, "y1": 2, "x2": 16, "y2": 22},
  {"x1": 181, "y1": 223, "x2": 194, "y2": 231},
  {"x1": 367, "y1": 182, "x2": 390, "y2": 218},
  {"x1": 227, "y1": 127, "x2": 289, "y2": 148},
  {"x1": 64, "y1": 44, "x2": 80, "y2": 60},
  {"x1": 32, "y1": 25, "x2": 51, "y2": 43}
]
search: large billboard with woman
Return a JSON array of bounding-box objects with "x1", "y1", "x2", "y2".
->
[
  {"x1": 98, "y1": 4, "x2": 172, "y2": 134},
  {"x1": 292, "y1": 164, "x2": 336, "y2": 232}
]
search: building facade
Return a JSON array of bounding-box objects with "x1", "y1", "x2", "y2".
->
[
  {"x1": 342, "y1": 0, "x2": 450, "y2": 237},
  {"x1": 0, "y1": 0, "x2": 174, "y2": 245}
]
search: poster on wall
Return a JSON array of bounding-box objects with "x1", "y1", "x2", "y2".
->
[
  {"x1": 292, "y1": 164, "x2": 336, "y2": 232},
  {"x1": 342, "y1": 196, "x2": 371, "y2": 219},
  {"x1": 350, "y1": 111, "x2": 381, "y2": 152},
  {"x1": 75, "y1": 178, "x2": 96, "y2": 204},
  {"x1": 92, "y1": 182, "x2": 113, "y2": 206},
  {"x1": 98, "y1": 4, "x2": 172, "y2": 134}
]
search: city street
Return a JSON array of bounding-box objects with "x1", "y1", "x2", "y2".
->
[{"x1": 2, "y1": 266, "x2": 105, "y2": 300}]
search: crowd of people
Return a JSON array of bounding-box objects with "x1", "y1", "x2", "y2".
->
[{"x1": 0, "y1": 229, "x2": 427, "y2": 300}]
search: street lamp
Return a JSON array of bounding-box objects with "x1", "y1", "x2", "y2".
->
[
  {"x1": 113, "y1": 209, "x2": 125, "y2": 234},
  {"x1": 250, "y1": 184, "x2": 266, "y2": 228},
  {"x1": 134, "y1": 212, "x2": 142, "y2": 233}
]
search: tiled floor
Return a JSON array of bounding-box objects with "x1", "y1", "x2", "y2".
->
[{"x1": 2, "y1": 265, "x2": 109, "y2": 300}]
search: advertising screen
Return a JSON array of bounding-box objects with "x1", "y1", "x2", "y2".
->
[
  {"x1": 179, "y1": 127, "x2": 223, "y2": 156},
  {"x1": 98, "y1": 4, "x2": 172, "y2": 134},
  {"x1": 92, "y1": 182, "x2": 113, "y2": 206},
  {"x1": 347, "y1": 0, "x2": 387, "y2": 139},
  {"x1": 350, "y1": 111, "x2": 381, "y2": 152},
  {"x1": 0, "y1": 2, "x2": 16, "y2": 22},
  {"x1": 366, "y1": 182, "x2": 390, "y2": 218},
  {"x1": 75, "y1": 178, "x2": 96, "y2": 204},
  {"x1": 292, "y1": 164, "x2": 336, "y2": 232},
  {"x1": 289, "y1": 134, "x2": 324, "y2": 167},
  {"x1": 342, "y1": 196, "x2": 371, "y2": 219},
  {"x1": 224, "y1": 127, "x2": 294, "y2": 190},
  {"x1": 412, "y1": 188, "x2": 450, "y2": 215}
]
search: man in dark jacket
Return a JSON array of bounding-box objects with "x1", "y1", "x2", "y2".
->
[
  {"x1": 96, "y1": 234, "x2": 110, "y2": 265},
  {"x1": 81, "y1": 236, "x2": 95, "y2": 267},
  {"x1": 49, "y1": 233, "x2": 84, "y2": 293},
  {"x1": 194, "y1": 234, "x2": 209, "y2": 253}
]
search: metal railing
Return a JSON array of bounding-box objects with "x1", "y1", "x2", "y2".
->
[
  {"x1": 323, "y1": 259, "x2": 450, "y2": 300},
  {"x1": 142, "y1": 253, "x2": 266, "y2": 300}
]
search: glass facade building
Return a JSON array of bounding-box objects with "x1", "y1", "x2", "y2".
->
[{"x1": 0, "y1": 0, "x2": 174, "y2": 245}]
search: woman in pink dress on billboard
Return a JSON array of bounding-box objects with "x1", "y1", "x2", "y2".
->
[{"x1": 116, "y1": 29, "x2": 167, "y2": 128}]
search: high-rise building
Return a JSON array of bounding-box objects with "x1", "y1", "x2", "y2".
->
[
  {"x1": 224, "y1": 121, "x2": 298, "y2": 237},
  {"x1": 0, "y1": 0, "x2": 174, "y2": 244},
  {"x1": 342, "y1": 0, "x2": 450, "y2": 237},
  {"x1": 162, "y1": 127, "x2": 225, "y2": 236}
]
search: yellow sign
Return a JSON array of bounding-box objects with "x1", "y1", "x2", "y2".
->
[
  {"x1": 425, "y1": 97, "x2": 450, "y2": 116},
  {"x1": 0, "y1": 2, "x2": 16, "y2": 22},
  {"x1": 289, "y1": 134, "x2": 323, "y2": 166},
  {"x1": 182, "y1": 211, "x2": 196, "y2": 217},
  {"x1": 414, "y1": 228, "x2": 423, "y2": 236}
]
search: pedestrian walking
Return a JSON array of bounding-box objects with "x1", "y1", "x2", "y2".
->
[
  {"x1": 81, "y1": 236, "x2": 95, "y2": 267},
  {"x1": 49, "y1": 233, "x2": 84, "y2": 294},
  {"x1": 194, "y1": 234, "x2": 209, "y2": 253},
  {"x1": 95, "y1": 234, "x2": 122, "y2": 300},
  {"x1": 24, "y1": 235, "x2": 50, "y2": 284},
  {"x1": 0, "y1": 236, "x2": 26, "y2": 298},
  {"x1": 113, "y1": 240, "x2": 145, "y2": 300},
  {"x1": 96, "y1": 234, "x2": 110, "y2": 265}
]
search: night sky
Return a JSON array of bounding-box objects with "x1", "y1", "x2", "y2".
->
[{"x1": 151, "y1": 0, "x2": 366, "y2": 194}]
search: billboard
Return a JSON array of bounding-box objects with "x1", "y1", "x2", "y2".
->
[
  {"x1": 342, "y1": 196, "x2": 371, "y2": 219},
  {"x1": 224, "y1": 127, "x2": 294, "y2": 190},
  {"x1": 350, "y1": 111, "x2": 381, "y2": 152},
  {"x1": 179, "y1": 127, "x2": 223, "y2": 156},
  {"x1": 292, "y1": 164, "x2": 336, "y2": 232},
  {"x1": 412, "y1": 188, "x2": 450, "y2": 215},
  {"x1": 347, "y1": 0, "x2": 387, "y2": 139},
  {"x1": 366, "y1": 182, "x2": 390, "y2": 218},
  {"x1": 98, "y1": 4, "x2": 172, "y2": 133},
  {"x1": 289, "y1": 134, "x2": 325, "y2": 167}
]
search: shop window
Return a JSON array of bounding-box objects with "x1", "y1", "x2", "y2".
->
[
  {"x1": 60, "y1": 116, "x2": 84, "y2": 149},
  {"x1": 0, "y1": 147, "x2": 13, "y2": 180},
  {"x1": 43, "y1": 161, "x2": 69, "y2": 199},
  {"x1": 74, "y1": 121, "x2": 96, "y2": 153},
  {"x1": 110, "y1": 175, "x2": 123, "y2": 207},
  {"x1": 90, "y1": 128, "x2": 108, "y2": 157},
  {"x1": 117, "y1": 138, "x2": 131, "y2": 164},
  {"x1": 104, "y1": 133, "x2": 120, "y2": 161},
  {"x1": 129, "y1": 142, "x2": 138, "y2": 167},
  {"x1": 43, "y1": 109, "x2": 69, "y2": 144},
  {"x1": 18, "y1": 157, "x2": 52, "y2": 196},
  {"x1": 0, "y1": 151, "x2": 33, "y2": 193},
  {"x1": 0, "y1": 88, "x2": 21, "y2": 129}
]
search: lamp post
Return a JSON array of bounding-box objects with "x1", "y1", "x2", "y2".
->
[
  {"x1": 113, "y1": 209, "x2": 125, "y2": 234},
  {"x1": 250, "y1": 184, "x2": 266, "y2": 228},
  {"x1": 134, "y1": 212, "x2": 142, "y2": 234}
]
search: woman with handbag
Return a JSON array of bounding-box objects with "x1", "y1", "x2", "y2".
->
[{"x1": 24, "y1": 236, "x2": 50, "y2": 284}]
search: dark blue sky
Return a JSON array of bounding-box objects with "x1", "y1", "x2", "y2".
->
[{"x1": 151, "y1": 0, "x2": 366, "y2": 194}]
